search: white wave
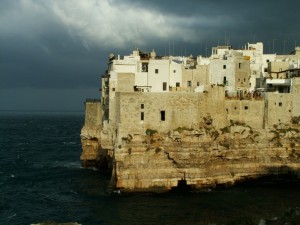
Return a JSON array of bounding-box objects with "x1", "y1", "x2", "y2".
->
[
  {"x1": 7, "y1": 213, "x2": 16, "y2": 219},
  {"x1": 52, "y1": 161, "x2": 82, "y2": 169},
  {"x1": 62, "y1": 141, "x2": 77, "y2": 145}
]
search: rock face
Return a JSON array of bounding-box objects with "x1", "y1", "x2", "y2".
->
[{"x1": 81, "y1": 112, "x2": 300, "y2": 191}]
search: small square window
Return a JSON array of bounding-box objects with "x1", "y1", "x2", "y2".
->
[
  {"x1": 173, "y1": 70, "x2": 176, "y2": 73},
  {"x1": 176, "y1": 82, "x2": 180, "y2": 87},
  {"x1": 223, "y1": 65, "x2": 226, "y2": 69},
  {"x1": 245, "y1": 106, "x2": 248, "y2": 110},
  {"x1": 155, "y1": 69, "x2": 159, "y2": 74},
  {"x1": 279, "y1": 102, "x2": 282, "y2": 107},
  {"x1": 112, "y1": 88, "x2": 115, "y2": 91},
  {"x1": 141, "y1": 104, "x2": 144, "y2": 109}
]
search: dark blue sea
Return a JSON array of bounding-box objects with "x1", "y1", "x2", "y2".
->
[{"x1": 1, "y1": 112, "x2": 300, "y2": 225}]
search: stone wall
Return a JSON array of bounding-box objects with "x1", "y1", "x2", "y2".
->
[
  {"x1": 266, "y1": 93, "x2": 293, "y2": 127},
  {"x1": 114, "y1": 85, "x2": 228, "y2": 141},
  {"x1": 268, "y1": 61, "x2": 290, "y2": 78},
  {"x1": 225, "y1": 99, "x2": 265, "y2": 129},
  {"x1": 182, "y1": 65, "x2": 209, "y2": 89},
  {"x1": 80, "y1": 100, "x2": 103, "y2": 166},
  {"x1": 117, "y1": 73, "x2": 135, "y2": 92},
  {"x1": 292, "y1": 77, "x2": 300, "y2": 117},
  {"x1": 83, "y1": 100, "x2": 102, "y2": 127},
  {"x1": 235, "y1": 58, "x2": 250, "y2": 89}
]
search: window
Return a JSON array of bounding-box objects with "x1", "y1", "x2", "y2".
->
[
  {"x1": 155, "y1": 69, "x2": 159, "y2": 74},
  {"x1": 279, "y1": 102, "x2": 282, "y2": 107},
  {"x1": 197, "y1": 82, "x2": 200, "y2": 86},
  {"x1": 264, "y1": 68, "x2": 268, "y2": 72},
  {"x1": 112, "y1": 88, "x2": 115, "y2": 91},
  {"x1": 187, "y1": 81, "x2": 192, "y2": 87},
  {"x1": 142, "y1": 63, "x2": 148, "y2": 72},
  {"x1": 223, "y1": 76, "x2": 227, "y2": 85},
  {"x1": 141, "y1": 112, "x2": 144, "y2": 121},
  {"x1": 279, "y1": 87, "x2": 284, "y2": 93},
  {"x1": 244, "y1": 106, "x2": 248, "y2": 110},
  {"x1": 176, "y1": 82, "x2": 180, "y2": 87},
  {"x1": 163, "y1": 82, "x2": 167, "y2": 91},
  {"x1": 223, "y1": 65, "x2": 226, "y2": 69},
  {"x1": 266, "y1": 59, "x2": 270, "y2": 62},
  {"x1": 239, "y1": 63, "x2": 241, "y2": 68},
  {"x1": 141, "y1": 104, "x2": 144, "y2": 109},
  {"x1": 244, "y1": 78, "x2": 246, "y2": 82},
  {"x1": 160, "y1": 111, "x2": 165, "y2": 121},
  {"x1": 173, "y1": 70, "x2": 176, "y2": 73}
]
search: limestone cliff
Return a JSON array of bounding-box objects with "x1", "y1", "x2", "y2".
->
[{"x1": 81, "y1": 112, "x2": 300, "y2": 191}]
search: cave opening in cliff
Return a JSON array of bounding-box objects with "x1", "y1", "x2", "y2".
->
[{"x1": 171, "y1": 178, "x2": 192, "y2": 192}]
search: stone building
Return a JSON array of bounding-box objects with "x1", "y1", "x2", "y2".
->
[{"x1": 81, "y1": 43, "x2": 300, "y2": 192}]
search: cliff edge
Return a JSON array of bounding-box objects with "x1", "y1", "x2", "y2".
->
[{"x1": 80, "y1": 96, "x2": 300, "y2": 192}]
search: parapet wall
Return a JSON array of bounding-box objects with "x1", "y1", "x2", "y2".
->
[
  {"x1": 83, "y1": 100, "x2": 102, "y2": 127},
  {"x1": 80, "y1": 100, "x2": 104, "y2": 167}
]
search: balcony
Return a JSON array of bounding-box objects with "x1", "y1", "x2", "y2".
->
[{"x1": 265, "y1": 78, "x2": 291, "y2": 86}]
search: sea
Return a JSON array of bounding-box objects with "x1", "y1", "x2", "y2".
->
[{"x1": 1, "y1": 111, "x2": 300, "y2": 225}]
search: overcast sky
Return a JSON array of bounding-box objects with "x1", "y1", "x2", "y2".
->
[{"x1": 1, "y1": 0, "x2": 300, "y2": 111}]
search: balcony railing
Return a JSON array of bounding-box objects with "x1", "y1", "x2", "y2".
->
[{"x1": 266, "y1": 78, "x2": 291, "y2": 86}]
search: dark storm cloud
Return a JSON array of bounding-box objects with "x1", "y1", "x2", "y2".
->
[
  {"x1": 119, "y1": 0, "x2": 300, "y2": 48},
  {"x1": 0, "y1": 33, "x2": 102, "y2": 89},
  {"x1": 0, "y1": 0, "x2": 299, "y2": 110}
]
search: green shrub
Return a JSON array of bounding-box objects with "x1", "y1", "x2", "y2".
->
[
  {"x1": 146, "y1": 129, "x2": 158, "y2": 136},
  {"x1": 155, "y1": 147, "x2": 162, "y2": 153},
  {"x1": 174, "y1": 127, "x2": 193, "y2": 133},
  {"x1": 220, "y1": 126, "x2": 230, "y2": 134}
]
